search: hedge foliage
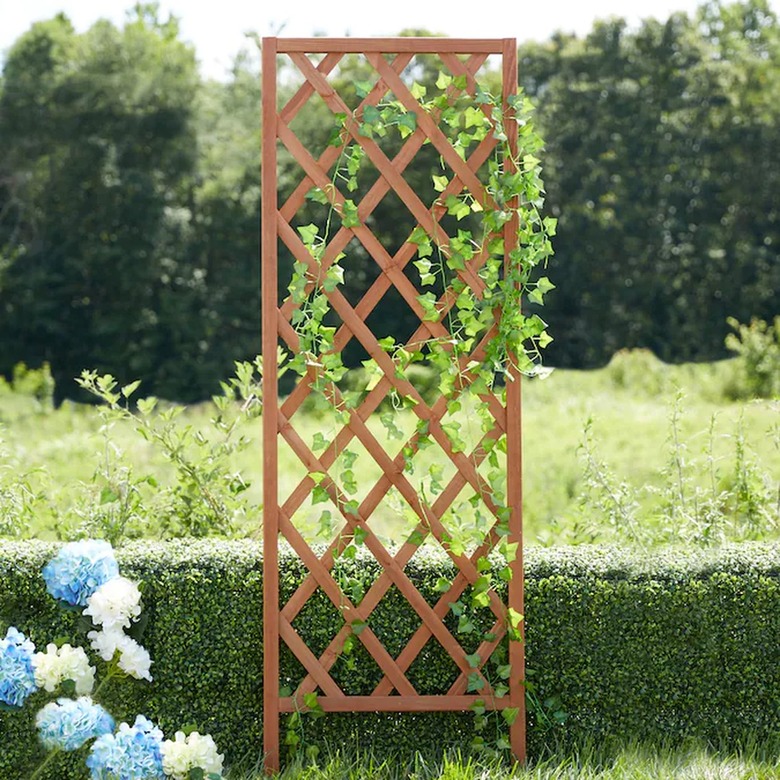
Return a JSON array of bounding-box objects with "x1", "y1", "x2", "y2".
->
[{"x1": 2, "y1": 541, "x2": 780, "y2": 777}]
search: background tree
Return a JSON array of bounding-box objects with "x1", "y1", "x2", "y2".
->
[
  {"x1": 0, "y1": 6, "x2": 199, "y2": 400},
  {"x1": 0, "y1": 1, "x2": 778, "y2": 400},
  {"x1": 520, "y1": 0, "x2": 780, "y2": 367}
]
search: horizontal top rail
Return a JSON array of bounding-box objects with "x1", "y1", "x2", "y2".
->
[{"x1": 267, "y1": 37, "x2": 509, "y2": 54}]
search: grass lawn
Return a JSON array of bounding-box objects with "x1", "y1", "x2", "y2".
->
[{"x1": 225, "y1": 740, "x2": 780, "y2": 779}]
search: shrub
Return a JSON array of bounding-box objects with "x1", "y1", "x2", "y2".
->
[
  {"x1": 3, "y1": 541, "x2": 780, "y2": 776},
  {"x1": 725, "y1": 316, "x2": 780, "y2": 400}
]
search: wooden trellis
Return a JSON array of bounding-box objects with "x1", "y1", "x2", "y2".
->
[{"x1": 262, "y1": 37, "x2": 523, "y2": 772}]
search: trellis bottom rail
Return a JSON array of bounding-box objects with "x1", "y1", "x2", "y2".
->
[{"x1": 279, "y1": 696, "x2": 513, "y2": 713}]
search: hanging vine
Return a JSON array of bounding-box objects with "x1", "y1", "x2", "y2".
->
[{"x1": 278, "y1": 61, "x2": 557, "y2": 758}]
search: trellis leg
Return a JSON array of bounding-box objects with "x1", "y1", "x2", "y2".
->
[
  {"x1": 262, "y1": 36, "x2": 280, "y2": 776},
  {"x1": 502, "y1": 37, "x2": 526, "y2": 765}
]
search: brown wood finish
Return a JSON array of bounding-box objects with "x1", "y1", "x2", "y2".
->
[{"x1": 262, "y1": 38, "x2": 524, "y2": 774}]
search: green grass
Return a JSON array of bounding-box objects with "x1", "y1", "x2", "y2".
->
[
  {"x1": 223, "y1": 740, "x2": 780, "y2": 779},
  {"x1": 0, "y1": 350, "x2": 777, "y2": 546}
]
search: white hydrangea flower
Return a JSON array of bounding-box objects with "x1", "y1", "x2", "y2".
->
[
  {"x1": 114, "y1": 634, "x2": 152, "y2": 681},
  {"x1": 84, "y1": 576, "x2": 142, "y2": 631},
  {"x1": 32, "y1": 643, "x2": 95, "y2": 695},
  {"x1": 161, "y1": 731, "x2": 224, "y2": 779},
  {"x1": 87, "y1": 627, "x2": 125, "y2": 662},
  {"x1": 87, "y1": 626, "x2": 152, "y2": 681}
]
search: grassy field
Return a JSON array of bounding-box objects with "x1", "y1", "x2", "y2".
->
[
  {"x1": 0, "y1": 350, "x2": 777, "y2": 547},
  {"x1": 3, "y1": 356, "x2": 780, "y2": 777}
]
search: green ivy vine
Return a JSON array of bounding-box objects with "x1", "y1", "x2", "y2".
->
[{"x1": 279, "y1": 67, "x2": 558, "y2": 759}]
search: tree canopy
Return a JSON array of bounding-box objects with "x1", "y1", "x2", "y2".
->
[{"x1": 0, "y1": 1, "x2": 777, "y2": 400}]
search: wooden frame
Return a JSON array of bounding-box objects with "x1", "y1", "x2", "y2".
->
[{"x1": 262, "y1": 37, "x2": 523, "y2": 773}]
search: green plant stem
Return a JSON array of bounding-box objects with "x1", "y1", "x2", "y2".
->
[{"x1": 29, "y1": 747, "x2": 61, "y2": 780}]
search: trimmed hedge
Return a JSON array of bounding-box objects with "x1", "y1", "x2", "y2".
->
[{"x1": 2, "y1": 541, "x2": 780, "y2": 777}]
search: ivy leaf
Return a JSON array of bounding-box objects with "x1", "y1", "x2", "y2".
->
[
  {"x1": 397, "y1": 112, "x2": 417, "y2": 136},
  {"x1": 445, "y1": 195, "x2": 470, "y2": 221},
  {"x1": 432, "y1": 174, "x2": 449, "y2": 192},
  {"x1": 417, "y1": 291, "x2": 439, "y2": 322},
  {"x1": 467, "y1": 672, "x2": 485, "y2": 692},
  {"x1": 502, "y1": 707, "x2": 520, "y2": 726},
  {"x1": 351, "y1": 619, "x2": 367, "y2": 635},
  {"x1": 342, "y1": 633, "x2": 356, "y2": 655},
  {"x1": 539, "y1": 331, "x2": 554, "y2": 348},
  {"x1": 410, "y1": 82, "x2": 427, "y2": 100},
  {"x1": 414, "y1": 257, "x2": 436, "y2": 286},
  {"x1": 362, "y1": 104, "x2": 381, "y2": 125},
  {"x1": 507, "y1": 607, "x2": 524, "y2": 629},
  {"x1": 434, "y1": 576, "x2": 451, "y2": 592},
  {"x1": 436, "y1": 71, "x2": 452, "y2": 90},
  {"x1": 297, "y1": 223, "x2": 319, "y2": 245},
  {"x1": 464, "y1": 106, "x2": 485, "y2": 128},
  {"x1": 340, "y1": 199, "x2": 360, "y2": 228},
  {"x1": 537, "y1": 276, "x2": 556, "y2": 294},
  {"x1": 409, "y1": 226, "x2": 429, "y2": 245},
  {"x1": 465, "y1": 652, "x2": 481, "y2": 668},
  {"x1": 354, "y1": 80, "x2": 373, "y2": 98},
  {"x1": 312, "y1": 485, "x2": 330, "y2": 505}
]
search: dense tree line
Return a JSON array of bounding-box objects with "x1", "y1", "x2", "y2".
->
[{"x1": 0, "y1": 1, "x2": 777, "y2": 401}]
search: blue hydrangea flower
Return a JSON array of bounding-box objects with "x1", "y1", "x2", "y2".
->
[
  {"x1": 43, "y1": 540, "x2": 119, "y2": 607},
  {"x1": 36, "y1": 697, "x2": 114, "y2": 751},
  {"x1": 0, "y1": 626, "x2": 38, "y2": 707},
  {"x1": 87, "y1": 714, "x2": 165, "y2": 780}
]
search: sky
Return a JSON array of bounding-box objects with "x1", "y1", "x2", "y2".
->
[{"x1": 2, "y1": 0, "x2": 779, "y2": 80}]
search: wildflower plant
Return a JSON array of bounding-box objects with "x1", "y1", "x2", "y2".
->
[{"x1": 0, "y1": 540, "x2": 224, "y2": 779}]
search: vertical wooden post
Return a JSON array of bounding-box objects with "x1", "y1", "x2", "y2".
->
[
  {"x1": 261, "y1": 36, "x2": 280, "y2": 776},
  {"x1": 502, "y1": 37, "x2": 525, "y2": 765}
]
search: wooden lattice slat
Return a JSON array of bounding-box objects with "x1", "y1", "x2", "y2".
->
[{"x1": 262, "y1": 37, "x2": 524, "y2": 773}]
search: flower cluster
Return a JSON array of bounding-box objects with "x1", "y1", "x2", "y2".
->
[
  {"x1": 42, "y1": 540, "x2": 119, "y2": 607},
  {"x1": 87, "y1": 715, "x2": 165, "y2": 780},
  {"x1": 0, "y1": 627, "x2": 37, "y2": 707},
  {"x1": 161, "y1": 731, "x2": 225, "y2": 780},
  {"x1": 84, "y1": 576, "x2": 142, "y2": 631},
  {"x1": 88, "y1": 628, "x2": 152, "y2": 681},
  {"x1": 33, "y1": 643, "x2": 96, "y2": 694},
  {"x1": 2, "y1": 540, "x2": 225, "y2": 778},
  {"x1": 36, "y1": 697, "x2": 114, "y2": 751}
]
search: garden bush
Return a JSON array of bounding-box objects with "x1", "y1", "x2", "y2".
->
[{"x1": 2, "y1": 540, "x2": 780, "y2": 777}]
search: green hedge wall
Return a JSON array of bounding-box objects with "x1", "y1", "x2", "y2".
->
[{"x1": 2, "y1": 541, "x2": 780, "y2": 777}]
